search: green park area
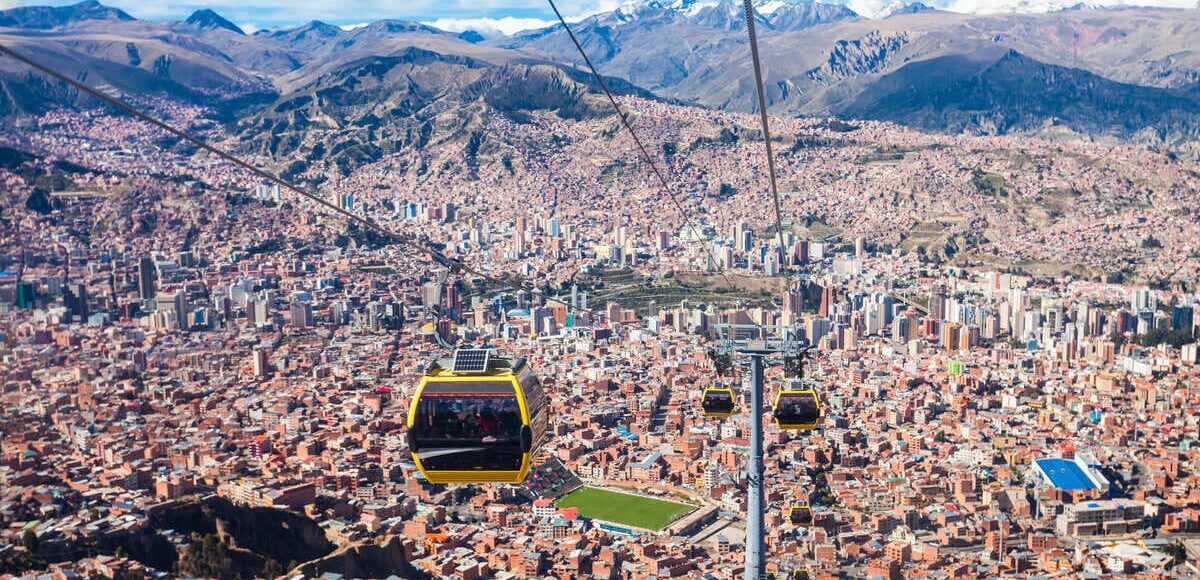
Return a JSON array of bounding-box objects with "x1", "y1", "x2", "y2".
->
[{"x1": 556, "y1": 486, "x2": 693, "y2": 531}]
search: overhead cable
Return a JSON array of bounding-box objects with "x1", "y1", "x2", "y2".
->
[
  {"x1": 545, "y1": 0, "x2": 742, "y2": 294},
  {"x1": 0, "y1": 42, "x2": 593, "y2": 315}
]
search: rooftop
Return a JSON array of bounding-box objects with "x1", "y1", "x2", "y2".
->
[{"x1": 1034, "y1": 458, "x2": 1098, "y2": 491}]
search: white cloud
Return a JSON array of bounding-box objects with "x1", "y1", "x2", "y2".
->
[
  {"x1": 567, "y1": 0, "x2": 629, "y2": 18},
  {"x1": 423, "y1": 16, "x2": 555, "y2": 36}
]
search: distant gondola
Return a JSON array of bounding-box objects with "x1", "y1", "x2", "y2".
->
[
  {"x1": 789, "y1": 503, "x2": 813, "y2": 527},
  {"x1": 407, "y1": 348, "x2": 546, "y2": 484},
  {"x1": 773, "y1": 383, "x2": 821, "y2": 431},
  {"x1": 701, "y1": 385, "x2": 737, "y2": 418}
]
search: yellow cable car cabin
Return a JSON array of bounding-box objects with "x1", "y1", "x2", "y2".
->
[
  {"x1": 789, "y1": 503, "x2": 813, "y2": 526},
  {"x1": 701, "y1": 385, "x2": 737, "y2": 418},
  {"x1": 773, "y1": 382, "x2": 821, "y2": 431},
  {"x1": 407, "y1": 349, "x2": 547, "y2": 484}
]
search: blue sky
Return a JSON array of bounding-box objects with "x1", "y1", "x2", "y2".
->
[
  {"x1": 2, "y1": 0, "x2": 1196, "y2": 35},
  {"x1": 0, "y1": 0, "x2": 625, "y2": 32}
]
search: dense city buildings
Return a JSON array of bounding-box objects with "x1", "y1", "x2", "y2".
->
[{"x1": 1, "y1": 89, "x2": 1199, "y2": 579}]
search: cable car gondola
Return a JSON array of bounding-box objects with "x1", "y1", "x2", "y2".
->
[
  {"x1": 700, "y1": 385, "x2": 737, "y2": 418},
  {"x1": 788, "y1": 503, "x2": 813, "y2": 526},
  {"x1": 773, "y1": 383, "x2": 821, "y2": 431},
  {"x1": 407, "y1": 348, "x2": 546, "y2": 484}
]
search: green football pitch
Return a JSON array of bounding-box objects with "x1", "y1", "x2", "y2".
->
[{"x1": 556, "y1": 486, "x2": 693, "y2": 530}]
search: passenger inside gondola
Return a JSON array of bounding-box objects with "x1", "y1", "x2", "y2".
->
[
  {"x1": 702, "y1": 389, "x2": 736, "y2": 415},
  {"x1": 776, "y1": 394, "x2": 819, "y2": 425},
  {"x1": 413, "y1": 394, "x2": 524, "y2": 471}
]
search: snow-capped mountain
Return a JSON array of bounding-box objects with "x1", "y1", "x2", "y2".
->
[
  {"x1": 875, "y1": 1, "x2": 935, "y2": 18},
  {"x1": 594, "y1": 0, "x2": 858, "y2": 30}
]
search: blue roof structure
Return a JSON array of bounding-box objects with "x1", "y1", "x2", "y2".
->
[{"x1": 1035, "y1": 458, "x2": 1097, "y2": 491}]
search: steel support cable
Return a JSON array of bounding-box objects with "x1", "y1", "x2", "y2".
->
[
  {"x1": 740, "y1": 0, "x2": 797, "y2": 296},
  {"x1": 544, "y1": 0, "x2": 741, "y2": 295},
  {"x1": 0, "y1": 42, "x2": 594, "y2": 316}
]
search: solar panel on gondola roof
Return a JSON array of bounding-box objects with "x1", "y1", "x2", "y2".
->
[{"x1": 452, "y1": 349, "x2": 491, "y2": 373}]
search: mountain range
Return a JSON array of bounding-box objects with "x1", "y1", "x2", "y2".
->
[
  {"x1": 495, "y1": 0, "x2": 1200, "y2": 142},
  {"x1": 0, "y1": 0, "x2": 1199, "y2": 168}
]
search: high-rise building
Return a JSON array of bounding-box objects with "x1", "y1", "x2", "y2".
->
[
  {"x1": 929, "y1": 291, "x2": 948, "y2": 322},
  {"x1": 818, "y1": 286, "x2": 835, "y2": 318},
  {"x1": 1171, "y1": 305, "x2": 1193, "y2": 333},
  {"x1": 138, "y1": 256, "x2": 156, "y2": 300},
  {"x1": 252, "y1": 348, "x2": 271, "y2": 377},
  {"x1": 290, "y1": 301, "x2": 313, "y2": 329},
  {"x1": 865, "y1": 302, "x2": 886, "y2": 336},
  {"x1": 729, "y1": 221, "x2": 747, "y2": 247},
  {"x1": 214, "y1": 295, "x2": 232, "y2": 322},
  {"x1": 891, "y1": 316, "x2": 910, "y2": 343},
  {"x1": 656, "y1": 231, "x2": 671, "y2": 251},
  {"x1": 65, "y1": 283, "x2": 88, "y2": 321},
  {"x1": 806, "y1": 316, "x2": 832, "y2": 345},
  {"x1": 444, "y1": 284, "x2": 461, "y2": 319},
  {"x1": 15, "y1": 282, "x2": 35, "y2": 309},
  {"x1": 1087, "y1": 308, "x2": 1105, "y2": 337},
  {"x1": 1130, "y1": 288, "x2": 1155, "y2": 314},
  {"x1": 1022, "y1": 311, "x2": 1042, "y2": 342},
  {"x1": 155, "y1": 291, "x2": 189, "y2": 331},
  {"x1": 981, "y1": 311, "x2": 1000, "y2": 340},
  {"x1": 607, "y1": 302, "x2": 622, "y2": 324},
  {"x1": 330, "y1": 300, "x2": 350, "y2": 326},
  {"x1": 719, "y1": 244, "x2": 733, "y2": 269},
  {"x1": 940, "y1": 322, "x2": 963, "y2": 350},
  {"x1": 764, "y1": 254, "x2": 779, "y2": 276},
  {"x1": 382, "y1": 301, "x2": 404, "y2": 330},
  {"x1": 254, "y1": 298, "x2": 270, "y2": 328},
  {"x1": 796, "y1": 239, "x2": 810, "y2": 265},
  {"x1": 783, "y1": 289, "x2": 804, "y2": 314}
]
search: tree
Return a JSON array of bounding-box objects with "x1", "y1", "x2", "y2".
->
[
  {"x1": 25, "y1": 189, "x2": 53, "y2": 215},
  {"x1": 1160, "y1": 541, "x2": 1186, "y2": 565},
  {"x1": 177, "y1": 534, "x2": 238, "y2": 579},
  {"x1": 1134, "y1": 327, "x2": 1193, "y2": 348}
]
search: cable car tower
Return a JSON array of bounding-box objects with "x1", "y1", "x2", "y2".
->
[{"x1": 710, "y1": 323, "x2": 810, "y2": 580}]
